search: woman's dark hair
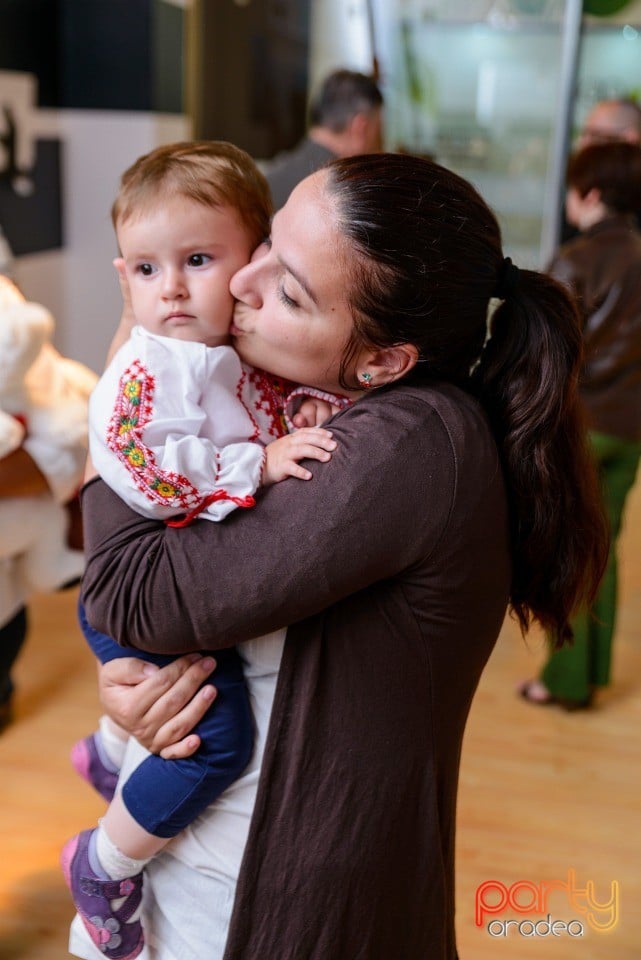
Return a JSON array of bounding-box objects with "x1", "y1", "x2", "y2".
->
[
  {"x1": 327, "y1": 152, "x2": 608, "y2": 646},
  {"x1": 566, "y1": 141, "x2": 641, "y2": 213}
]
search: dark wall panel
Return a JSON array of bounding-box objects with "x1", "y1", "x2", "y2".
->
[
  {"x1": 0, "y1": 0, "x2": 183, "y2": 112},
  {"x1": 0, "y1": 140, "x2": 63, "y2": 255},
  {"x1": 0, "y1": 0, "x2": 184, "y2": 255},
  {"x1": 153, "y1": 0, "x2": 185, "y2": 114},
  {"x1": 0, "y1": 0, "x2": 61, "y2": 106},
  {"x1": 60, "y1": 0, "x2": 154, "y2": 110},
  {"x1": 198, "y1": 0, "x2": 310, "y2": 159}
]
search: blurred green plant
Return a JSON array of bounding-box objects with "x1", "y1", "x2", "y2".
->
[{"x1": 583, "y1": 0, "x2": 633, "y2": 15}]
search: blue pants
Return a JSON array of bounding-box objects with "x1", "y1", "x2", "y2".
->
[{"x1": 78, "y1": 601, "x2": 253, "y2": 838}]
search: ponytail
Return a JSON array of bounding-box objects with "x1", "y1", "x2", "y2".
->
[
  {"x1": 472, "y1": 271, "x2": 609, "y2": 645},
  {"x1": 328, "y1": 152, "x2": 609, "y2": 645}
]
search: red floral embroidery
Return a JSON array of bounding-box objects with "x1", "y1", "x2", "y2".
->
[
  {"x1": 246, "y1": 368, "x2": 295, "y2": 439},
  {"x1": 106, "y1": 360, "x2": 254, "y2": 521},
  {"x1": 106, "y1": 360, "x2": 200, "y2": 510}
]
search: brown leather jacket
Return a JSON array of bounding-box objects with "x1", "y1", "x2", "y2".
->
[{"x1": 548, "y1": 214, "x2": 641, "y2": 442}]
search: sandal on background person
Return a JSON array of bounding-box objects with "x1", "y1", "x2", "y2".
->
[{"x1": 517, "y1": 679, "x2": 593, "y2": 712}]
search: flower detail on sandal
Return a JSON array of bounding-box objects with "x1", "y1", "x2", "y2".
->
[{"x1": 61, "y1": 829, "x2": 144, "y2": 960}]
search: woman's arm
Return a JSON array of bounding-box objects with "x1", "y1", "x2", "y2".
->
[{"x1": 81, "y1": 389, "x2": 456, "y2": 654}]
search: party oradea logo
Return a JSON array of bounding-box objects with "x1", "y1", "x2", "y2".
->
[{"x1": 475, "y1": 869, "x2": 619, "y2": 938}]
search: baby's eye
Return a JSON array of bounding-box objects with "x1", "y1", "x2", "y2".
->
[
  {"x1": 187, "y1": 253, "x2": 211, "y2": 267},
  {"x1": 137, "y1": 262, "x2": 155, "y2": 277}
]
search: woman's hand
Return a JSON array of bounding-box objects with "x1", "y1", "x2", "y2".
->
[{"x1": 98, "y1": 654, "x2": 218, "y2": 759}]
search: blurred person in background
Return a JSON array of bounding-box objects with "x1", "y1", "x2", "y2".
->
[
  {"x1": 578, "y1": 98, "x2": 641, "y2": 149},
  {"x1": 263, "y1": 68, "x2": 384, "y2": 210},
  {"x1": 561, "y1": 98, "x2": 641, "y2": 242},
  {"x1": 519, "y1": 141, "x2": 641, "y2": 710}
]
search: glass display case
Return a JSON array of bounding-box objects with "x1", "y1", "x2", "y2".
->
[
  {"x1": 370, "y1": 0, "x2": 641, "y2": 267},
  {"x1": 576, "y1": 12, "x2": 641, "y2": 132}
]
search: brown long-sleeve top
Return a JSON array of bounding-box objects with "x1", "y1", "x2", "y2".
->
[{"x1": 81, "y1": 379, "x2": 511, "y2": 960}]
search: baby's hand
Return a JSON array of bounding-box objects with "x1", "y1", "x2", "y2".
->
[
  {"x1": 263, "y1": 429, "x2": 337, "y2": 484},
  {"x1": 291, "y1": 398, "x2": 341, "y2": 428}
]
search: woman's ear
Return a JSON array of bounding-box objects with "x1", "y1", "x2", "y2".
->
[{"x1": 362, "y1": 343, "x2": 419, "y2": 387}]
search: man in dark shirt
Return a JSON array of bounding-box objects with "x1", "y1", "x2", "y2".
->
[{"x1": 263, "y1": 69, "x2": 384, "y2": 210}]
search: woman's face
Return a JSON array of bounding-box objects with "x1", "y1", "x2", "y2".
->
[{"x1": 229, "y1": 170, "x2": 362, "y2": 395}]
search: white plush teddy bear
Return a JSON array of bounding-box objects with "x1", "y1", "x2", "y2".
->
[{"x1": 0, "y1": 275, "x2": 97, "y2": 592}]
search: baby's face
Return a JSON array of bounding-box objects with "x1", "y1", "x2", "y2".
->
[{"x1": 117, "y1": 196, "x2": 255, "y2": 348}]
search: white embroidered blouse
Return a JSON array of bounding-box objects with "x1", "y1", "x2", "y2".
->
[{"x1": 89, "y1": 326, "x2": 293, "y2": 525}]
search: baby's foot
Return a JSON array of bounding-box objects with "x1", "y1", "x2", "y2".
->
[
  {"x1": 61, "y1": 829, "x2": 144, "y2": 960},
  {"x1": 71, "y1": 732, "x2": 119, "y2": 802}
]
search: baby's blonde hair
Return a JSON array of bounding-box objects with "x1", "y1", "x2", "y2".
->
[{"x1": 112, "y1": 140, "x2": 272, "y2": 249}]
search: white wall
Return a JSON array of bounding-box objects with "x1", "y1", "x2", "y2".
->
[
  {"x1": 309, "y1": 0, "x2": 375, "y2": 91},
  {"x1": 14, "y1": 110, "x2": 190, "y2": 373}
]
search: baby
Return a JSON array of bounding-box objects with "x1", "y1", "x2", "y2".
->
[{"x1": 62, "y1": 141, "x2": 344, "y2": 960}]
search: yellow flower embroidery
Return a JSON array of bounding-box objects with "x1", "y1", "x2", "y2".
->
[
  {"x1": 124, "y1": 379, "x2": 142, "y2": 401},
  {"x1": 155, "y1": 481, "x2": 177, "y2": 499},
  {"x1": 127, "y1": 447, "x2": 146, "y2": 467},
  {"x1": 119, "y1": 417, "x2": 137, "y2": 435}
]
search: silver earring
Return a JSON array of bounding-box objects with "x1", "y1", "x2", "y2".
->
[{"x1": 359, "y1": 372, "x2": 373, "y2": 389}]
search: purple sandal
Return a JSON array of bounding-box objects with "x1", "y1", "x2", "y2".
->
[
  {"x1": 61, "y1": 829, "x2": 144, "y2": 960},
  {"x1": 71, "y1": 733, "x2": 119, "y2": 802}
]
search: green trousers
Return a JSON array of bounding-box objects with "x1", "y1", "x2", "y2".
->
[{"x1": 542, "y1": 430, "x2": 641, "y2": 702}]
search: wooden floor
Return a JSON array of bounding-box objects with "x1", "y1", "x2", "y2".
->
[{"x1": 1, "y1": 482, "x2": 640, "y2": 958}]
